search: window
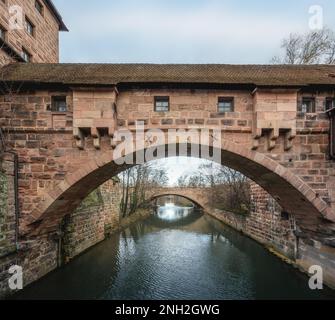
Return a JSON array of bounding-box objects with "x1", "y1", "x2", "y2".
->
[
  {"x1": 218, "y1": 97, "x2": 234, "y2": 113},
  {"x1": 35, "y1": 0, "x2": 43, "y2": 15},
  {"x1": 22, "y1": 48, "x2": 31, "y2": 62},
  {"x1": 0, "y1": 26, "x2": 6, "y2": 41},
  {"x1": 51, "y1": 96, "x2": 67, "y2": 112},
  {"x1": 154, "y1": 96, "x2": 169, "y2": 112},
  {"x1": 326, "y1": 97, "x2": 335, "y2": 111},
  {"x1": 25, "y1": 17, "x2": 34, "y2": 36},
  {"x1": 299, "y1": 97, "x2": 315, "y2": 113}
]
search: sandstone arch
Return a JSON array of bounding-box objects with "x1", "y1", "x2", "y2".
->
[
  {"x1": 149, "y1": 188, "x2": 210, "y2": 209},
  {"x1": 24, "y1": 139, "x2": 334, "y2": 237}
]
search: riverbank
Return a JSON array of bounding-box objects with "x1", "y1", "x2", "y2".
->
[{"x1": 205, "y1": 209, "x2": 335, "y2": 290}]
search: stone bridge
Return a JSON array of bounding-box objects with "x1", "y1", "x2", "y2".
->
[
  {"x1": 0, "y1": 63, "x2": 335, "y2": 245},
  {"x1": 149, "y1": 187, "x2": 212, "y2": 209}
]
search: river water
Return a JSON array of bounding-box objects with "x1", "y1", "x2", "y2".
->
[{"x1": 14, "y1": 205, "x2": 335, "y2": 300}]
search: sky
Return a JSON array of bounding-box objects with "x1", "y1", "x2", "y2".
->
[
  {"x1": 54, "y1": 0, "x2": 335, "y2": 64},
  {"x1": 52, "y1": 0, "x2": 335, "y2": 185}
]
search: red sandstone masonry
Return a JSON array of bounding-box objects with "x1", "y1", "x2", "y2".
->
[
  {"x1": 0, "y1": 0, "x2": 62, "y2": 64},
  {"x1": 1, "y1": 88, "x2": 335, "y2": 237}
]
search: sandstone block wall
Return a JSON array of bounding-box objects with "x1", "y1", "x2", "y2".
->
[
  {"x1": 206, "y1": 182, "x2": 297, "y2": 258},
  {"x1": 0, "y1": 153, "x2": 16, "y2": 257},
  {"x1": 0, "y1": 0, "x2": 60, "y2": 64}
]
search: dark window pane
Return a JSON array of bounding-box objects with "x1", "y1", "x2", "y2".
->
[
  {"x1": 25, "y1": 18, "x2": 34, "y2": 36},
  {"x1": 326, "y1": 98, "x2": 335, "y2": 111},
  {"x1": 35, "y1": 1, "x2": 43, "y2": 15},
  {"x1": 0, "y1": 26, "x2": 6, "y2": 40},
  {"x1": 155, "y1": 97, "x2": 169, "y2": 112},
  {"x1": 218, "y1": 97, "x2": 234, "y2": 113},
  {"x1": 22, "y1": 48, "x2": 31, "y2": 62},
  {"x1": 300, "y1": 98, "x2": 315, "y2": 113},
  {"x1": 51, "y1": 96, "x2": 67, "y2": 112}
]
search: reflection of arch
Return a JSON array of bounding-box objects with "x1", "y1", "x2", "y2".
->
[
  {"x1": 148, "y1": 207, "x2": 203, "y2": 229},
  {"x1": 26, "y1": 140, "x2": 334, "y2": 236}
]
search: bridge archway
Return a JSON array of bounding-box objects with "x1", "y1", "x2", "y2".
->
[
  {"x1": 25, "y1": 140, "x2": 334, "y2": 236},
  {"x1": 150, "y1": 191, "x2": 207, "y2": 209}
]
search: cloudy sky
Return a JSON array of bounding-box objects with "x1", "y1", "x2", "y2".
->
[
  {"x1": 53, "y1": 0, "x2": 335, "y2": 185},
  {"x1": 54, "y1": 0, "x2": 335, "y2": 64}
]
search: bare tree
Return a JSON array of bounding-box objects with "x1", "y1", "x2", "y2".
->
[
  {"x1": 119, "y1": 163, "x2": 168, "y2": 217},
  {"x1": 176, "y1": 162, "x2": 250, "y2": 214},
  {"x1": 272, "y1": 28, "x2": 335, "y2": 64}
]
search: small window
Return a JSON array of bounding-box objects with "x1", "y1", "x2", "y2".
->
[
  {"x1": 326, "y1": 98, "x2": 335, "y2": 111},
  {"x1": 25, "y1": 17, "x2": 35, "y2": 36},
  {"x1": 154, "y1": 96, "x2": 169, "y2": 112},
  {"x1": 218, "y1": 97, "x2": 234, "y2": 113},
  {"x1": 0, "y1": 26, "x2": 6, "y2": 41},
  {"x1": 51, "y1": 96, "x2": 67, "y2": 112},
  {"x1": 22, "y1": 48, "x2": 31, "y2": 62},
  {"x1": 299, "y1": 97, "x2": 315, "y2": 113},
  {"x1": 35, "y1": 0, "x2": 43, "y2": 15}
]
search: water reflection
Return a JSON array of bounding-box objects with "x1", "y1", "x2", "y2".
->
[
  {"x1": 156, "y1": 204, "x2": 193, "y2": 221},
  {"x1": 13, "y1": 206, "x2": 335, "y2": 300}
]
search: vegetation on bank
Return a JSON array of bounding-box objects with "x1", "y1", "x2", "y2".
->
[
  {"x1": 177, "y1": 162, "x2": 250, "y2": 215},
  {"x1": 119, "y1": 163, "x2": 168, "y2": 217}
]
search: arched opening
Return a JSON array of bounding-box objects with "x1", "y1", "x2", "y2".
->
[{"x1": 25, "y1": 141, "x2": 333, "y2": 237}]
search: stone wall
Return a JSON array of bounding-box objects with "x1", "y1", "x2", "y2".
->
[
  {"x1": 206, "y1": 182, "x2": 335, "y2": 289},
  {"x1": 247, "y1": 182, "x2": 297, "y2": 258},
  {"x1": 61, "y1": 180, "x2": 152, "y2": 263},
  {"x1": 0, "y1": 178, "x2": 151, "y2": 298},
  {"x1": 0, "y1": 153, "x2": 16, "y2": 257},
  {"x1": 0, "y1": 0, "x2": 61, "y2": 64},
  {"x1": 206, "y1": 182, "x2": 297, "y2": 258},
  {"x1": 0, "y1": 234, "x2": 58, "y2": 299}
]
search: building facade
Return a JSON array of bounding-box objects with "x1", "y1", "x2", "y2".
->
[{"x1": 0, "y1": 0, "x2": 67, "y2": 65}]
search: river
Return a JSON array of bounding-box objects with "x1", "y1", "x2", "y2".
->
[{"x1": 14, "y1": 205, "x2": 335, "y2": 300}]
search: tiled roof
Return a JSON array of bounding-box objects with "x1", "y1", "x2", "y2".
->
[{"x1": 1, "y1": 63, "x2": 335, "y2": 87}]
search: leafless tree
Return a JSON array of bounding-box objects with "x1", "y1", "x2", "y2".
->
[
  {"x1": 119, "y1": 163, "x2": 168, "y2": 217},
  {"x1": 177, "y1": 162, "x2": 250, "y2": 214},
  {"x1": 272, "y1": 27, "x2": 335, "y2": 64}
]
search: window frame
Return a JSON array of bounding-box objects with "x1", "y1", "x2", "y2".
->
[
  {"x1": 217, "y1": 97, "x2": 234, "y2": 113},
  {"x1": 0, "y1": 25, "x2": 7, "y2": 41},
  {"x1": 154, "y1": 96, "x2": 170, "y2": 112},
  {"x1": 25, "y1": 17, "x2": 35, "y2": 37},
  {"x1": 35, "y1": 0, "x2": 44, "y2": 16},
  {"x1": 22, "y1": 47, "x2": 31, "y2": 62},
  {"x1": 51, "y1": 96, "x2": 68, "y2": 113},
  {"x1": 326, "y1": 97, "x2": 335, "y2": 111},
  {"x1": 300, "y1": 97, "x2": 316, "y2": 113}
]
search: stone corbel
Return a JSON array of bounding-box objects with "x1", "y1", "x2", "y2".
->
[
  {"x1": 252, "y1": 128, "x2": 262, "y2": 150},
  {"x1": 109, "y1": 122, "x2": 117, "y2": 149},
  {"x1": 284, "y1": 128, "x2": 296, "y2": 151},
  {"x1": 267, "y1": 128, "x2": 279, "y2": 151},
  {"x1": 91, "y1": 127, "x2": 101, "y2": 150},
  {"x1": 73, "y1": 127, "x2": 85, "y2": 150}
]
